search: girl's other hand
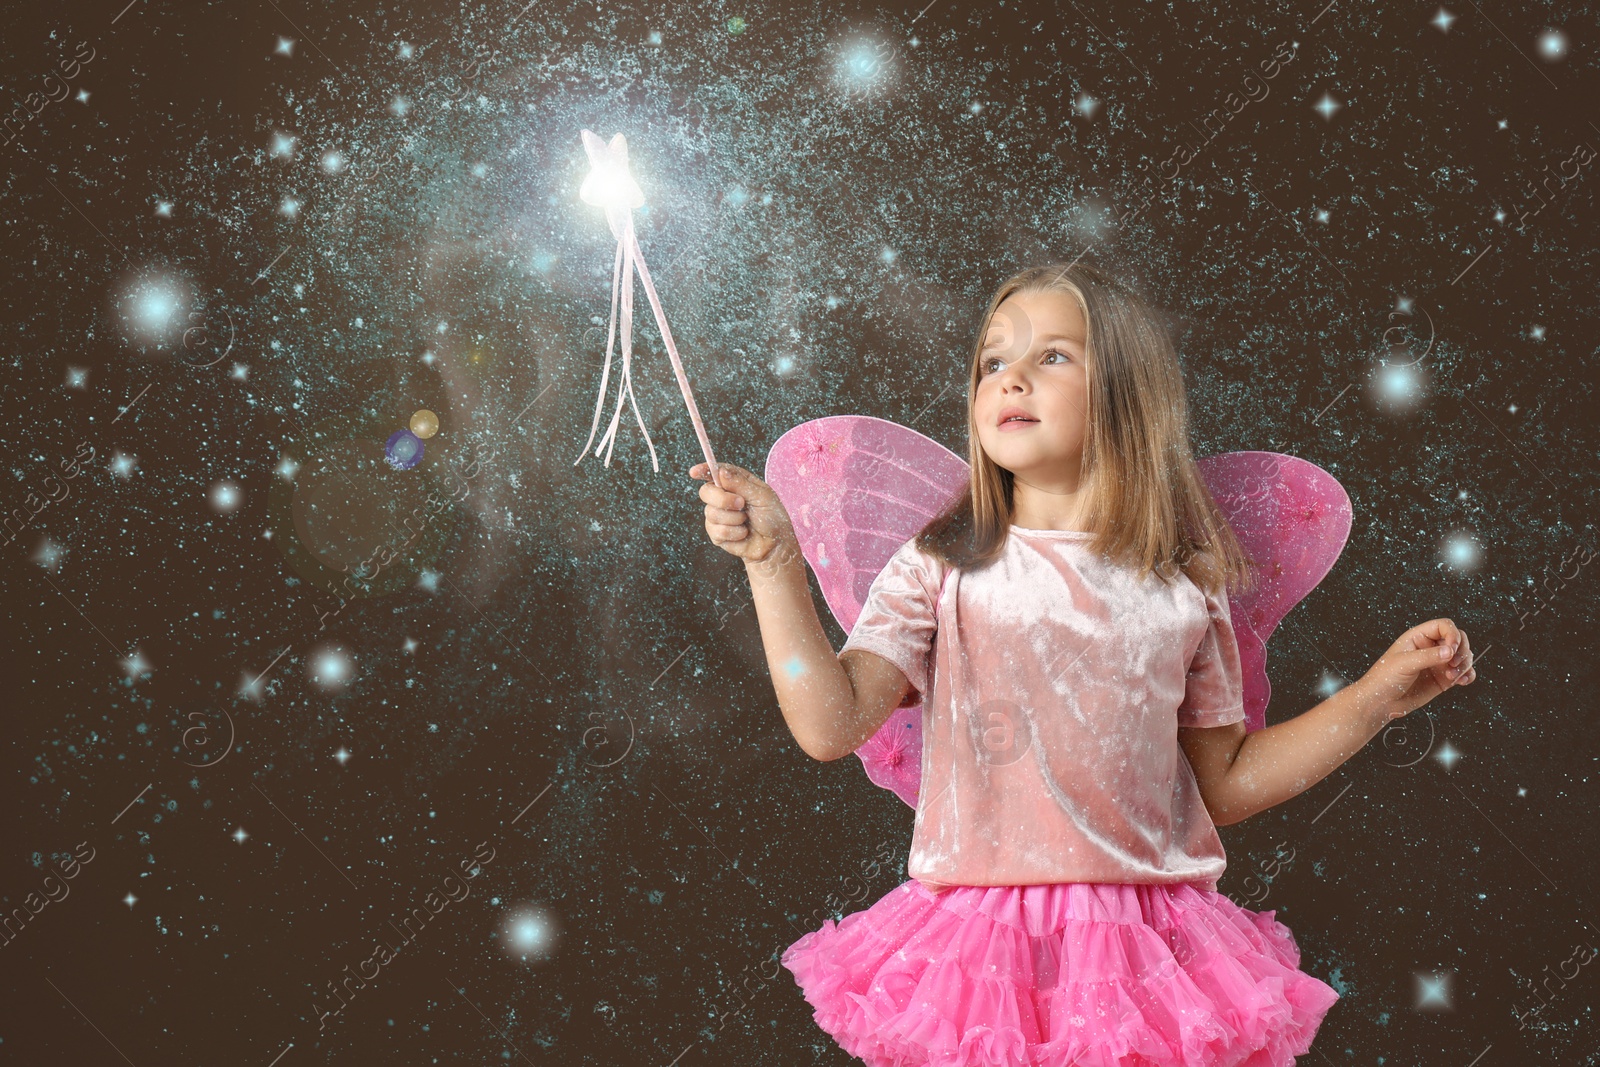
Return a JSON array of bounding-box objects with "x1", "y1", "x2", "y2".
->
[
  {"x1": 690, "y1": 462, "x2": 797, "y2": 566},
  {"x1": 1358, "y1": 618, "x2": 1476, "y2": 721}
]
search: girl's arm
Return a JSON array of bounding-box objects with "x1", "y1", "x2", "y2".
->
[
  {"x1": 746, "y1": 541, "x2": 912, "y2": 760},
  {"x1": 1182, "y1": 618, "x2": 1476, "y2": 826},
  {"x1": 692, "y1": 462, "x2": 910, "y2": 762}
]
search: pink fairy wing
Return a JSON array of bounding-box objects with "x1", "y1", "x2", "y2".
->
[
  {"x1": 764, "y1": 416, "x2": 968, "y2": 808},
  {"x1": 1194, "y1": 452, "x2": 1353, "y2": 734}
]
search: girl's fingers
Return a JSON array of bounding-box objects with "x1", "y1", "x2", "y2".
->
[
  {"x1": 1446, "y1": 632, "x2": 1473, "y2": 681},
  {"x1": 692, "y1": 462, "x2": 765, "y2": 498},
  {"x1": 1410, "y1": 618, "x2": 1459, "y2": 658},
  {"x1": 691, "y1": 462, "x2": 734, "y2": 482},
  {"x1": 1446, "y1": 630, "x2": 1477, "y2": 684},
  {"x1": 708, "y1": 521, "x2": 748, "y2": 540},
  {"x1": 705, "y1": 505, "x2": 745, "y2": 524},
  {"x1": 698, "y1": 482, "x2": 744, "y2": 510}
]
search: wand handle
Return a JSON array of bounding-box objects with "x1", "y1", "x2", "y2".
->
[{"x1": 626, "y1": 228, "x2": 723, "y2": 490}]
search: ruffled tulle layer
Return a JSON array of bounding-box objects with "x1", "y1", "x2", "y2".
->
[{"x1": 781, "y1": 880, "x2": 1339, "y2": 1067}]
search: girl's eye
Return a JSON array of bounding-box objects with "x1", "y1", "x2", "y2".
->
[{"x1": 982, "y1": 349, "x2": 1071, "y2": 375}]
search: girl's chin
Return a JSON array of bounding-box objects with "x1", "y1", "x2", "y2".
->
[{"x1": 984, "y1": 451, "x2": 1081, "y2": 477}]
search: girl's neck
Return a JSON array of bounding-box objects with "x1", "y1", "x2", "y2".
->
[
  {"x1": 1008, "y1": 468, "x2": 1093, "y2": 533},
  {"x1": 1009, "y1": 500, "x2": 1093, "y2": 534}
]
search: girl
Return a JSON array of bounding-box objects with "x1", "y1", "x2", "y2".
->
[{"x1": 689, "y1": 262, "x2": 1475, "y2": 1066}]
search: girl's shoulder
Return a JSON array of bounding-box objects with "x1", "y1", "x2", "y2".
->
[
  {"x1": 885, "y1": 535, "x2": 957, "y2": 616},
  {"x1": 899, "y1": 535, "x2": 952, "y2": 587}
]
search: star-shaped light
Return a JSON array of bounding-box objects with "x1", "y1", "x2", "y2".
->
[
  {"x1": 578, "y1": 130, "x2": 645, "y2": 214},
  {"x1": 232, "y1": 827, "x2": 248, "y2": 844},
  {"x1": 1431, "y1": 7, "x2": 1455, "y2": 32},
  {"x1": 1315, "y1": 670, "x2": 1347, "y2": 699},
  {"x1": 1314, "y1": 93, "x2": 1342, "y2": 120},
  {"x1": 335, "y1": 748, "x2": 351, "y2": 765},
  {"x1": 238, "y1": 670, "x2": 266, "y2": 704},
  {"x1": 276, "y1": 36, "x2": 295, "y2": 56},
  {"x1": 1414, "y1": 971, "x2": 1452, "y2": 1009},
  {"x1": 123, "y1": 892, "x2": 138, "y2": 908}
]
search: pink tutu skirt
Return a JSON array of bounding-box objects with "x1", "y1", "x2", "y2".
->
[{"x1": 781, "y1": 879, "x2": 1340, "y2": 1067}]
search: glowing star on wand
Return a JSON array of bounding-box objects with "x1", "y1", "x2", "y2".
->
[{"x1": 574, "y1": 129, "x2": 723, "y2": 488}]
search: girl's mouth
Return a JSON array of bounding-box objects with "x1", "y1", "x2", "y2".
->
[{"x1": 998, "y1": 416, "x2": 1039, "y2": 431}]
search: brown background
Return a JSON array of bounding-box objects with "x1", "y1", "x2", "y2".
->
[{"x1": 2, "y1": 0, "x2": 1597, "y2": 1063}]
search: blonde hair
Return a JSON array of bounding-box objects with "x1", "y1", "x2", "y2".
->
[{"x1": 916, "y1": 261, "x2": 1257, "y2": 597}]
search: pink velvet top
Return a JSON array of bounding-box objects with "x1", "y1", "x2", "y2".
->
[{"x1": 839, "y1": 525, "x2": 1246, "y2": 894}]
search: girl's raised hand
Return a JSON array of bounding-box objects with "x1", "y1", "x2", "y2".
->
[
  {"x1": 1358, "y1": 618, "x2": 1476, "y2": 721},
  {"x1": 690, "y1": 462, "x2": 797, "y2": 566}
]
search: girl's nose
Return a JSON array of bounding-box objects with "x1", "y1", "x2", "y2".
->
[{"x1": 998, "y1": 364, "x2": 1031, "y2": 390}]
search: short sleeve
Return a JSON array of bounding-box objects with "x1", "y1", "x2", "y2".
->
[
  {"x1": 1176, "y1": 584, "x2": 1246, "y2": 728},
  {"x1": 839, "y1": 538, "x2": 943, "y2": 710}
]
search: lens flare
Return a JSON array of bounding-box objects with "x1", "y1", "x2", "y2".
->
[
  {"x1": 499, "y1": 902, "x2": 562, "y2": 963},
  {"x1": 308, "y1": 644, "x2": 355, "y2": 690}
]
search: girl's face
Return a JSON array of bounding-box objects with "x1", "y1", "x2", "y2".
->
[{"x1": 972, "y1": 289, "x2": 1090, "y2": 486}]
